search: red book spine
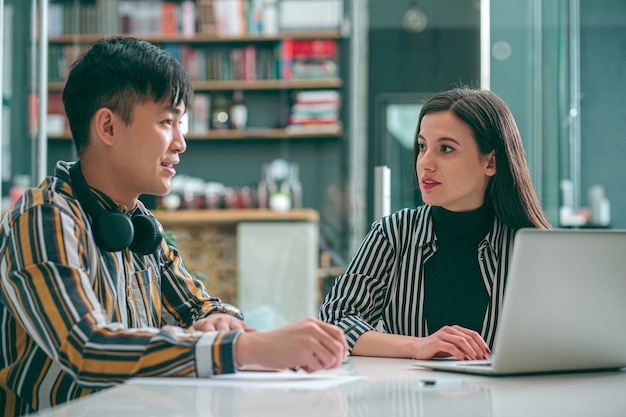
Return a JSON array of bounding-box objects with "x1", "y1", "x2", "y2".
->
[{"x1": 281, "y1": 38, "x2": 294, "y2": 80}]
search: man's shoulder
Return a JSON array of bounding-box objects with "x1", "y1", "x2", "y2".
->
[{"x1": 3, "y1": 175, "x2": 78, "y2": 225}]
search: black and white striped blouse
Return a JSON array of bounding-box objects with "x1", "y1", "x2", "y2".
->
[{"x1": 319, "y1": 205, "x2": 517, "y2": 351}]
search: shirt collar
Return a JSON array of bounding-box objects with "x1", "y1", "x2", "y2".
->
[{"x1": 419, "y1": 204, "x2": 509, "y2": 258}]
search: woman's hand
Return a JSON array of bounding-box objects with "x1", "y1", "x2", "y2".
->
[
  {"x1": 418, "y1": 325, "x2": 491, "y2": 360},
  {"x1": 352, "y1": 326, "x2": 490, "y2": 360}
]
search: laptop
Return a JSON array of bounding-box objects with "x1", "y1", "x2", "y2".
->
[{"x1": 414, "y1": 228, "x2": 626, "y2": 376}]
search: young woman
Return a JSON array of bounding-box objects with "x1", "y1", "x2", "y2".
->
[{"x1": 320, "y1": 87, "x2": 550, "y2": 361}]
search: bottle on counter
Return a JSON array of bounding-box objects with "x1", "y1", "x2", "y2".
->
[
  {"x1": 257, "y1": 163, "x2": 277, "y2": 209},
  {"x1": 211, "y1": 95, "x2": 231, "y2": 130},
  {"x1": 230, "y1": 90, "x2": 248, "y2": 130},
  {"x1": 288, "y1": 162, "x2": 302, "y2": 209}
]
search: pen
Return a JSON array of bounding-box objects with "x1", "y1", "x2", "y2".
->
[{"x1": 417, "y1": 379, "x2": 468, "y2": 389}]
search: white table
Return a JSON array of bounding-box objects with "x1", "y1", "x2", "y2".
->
[{"x1": 31, "y1": 357, "x2": 626, "y2": 417}]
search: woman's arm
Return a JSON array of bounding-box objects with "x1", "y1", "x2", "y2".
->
[{"x1": 353, "y1": 327, "x2": 491, "y2": 360}]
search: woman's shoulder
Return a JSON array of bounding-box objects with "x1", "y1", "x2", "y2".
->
[
  {"x1": 371, "y1": 205, "x2": 433, "y2": 238},
  {"x1": 384, "y1": 205, "x2": 431, "y2": 224}
]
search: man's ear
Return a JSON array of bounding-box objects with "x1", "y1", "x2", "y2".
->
[
  {"x1": 485, "y1": 151, "x2": 496, "y2": 176},
  {"x1": 92, "y1": 108, "x2": 116, "y2": 146}
]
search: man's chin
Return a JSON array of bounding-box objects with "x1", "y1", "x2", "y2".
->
[{"x1": 146, "y1": 187, "x2": 171, "y2": 199}]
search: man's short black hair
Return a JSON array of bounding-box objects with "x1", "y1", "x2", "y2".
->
[{"x1": 62, "y1": 36, "x2": 193, "y2": 155}]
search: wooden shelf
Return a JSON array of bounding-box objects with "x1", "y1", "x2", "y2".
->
[
  {"x1": 154, "y1": 208, "x2": 319, "y2": 225},
  {"x1": 185, "y1": 127, "x2": 343, "y2": 140},
  {"x1": 48, "y1": 78, "x2": 342, "y2": 93},
  {"x1": 193, "y1": 79, "x2": 343, "y2": 91},
  {"x1": 48, "y1": 126, "x2": 342, "y2": 141},
  {"x1": 48, "y1": 31, "x2": 343, "y2": 45}
]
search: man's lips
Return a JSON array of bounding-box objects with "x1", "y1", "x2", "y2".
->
[{"x1": 161, "y1": 161, "x2": 178, "y2": 175}]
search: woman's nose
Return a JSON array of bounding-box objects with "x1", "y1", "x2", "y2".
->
[{"x1": 417, "y1": 149, "x2": 435, "y2": 171}]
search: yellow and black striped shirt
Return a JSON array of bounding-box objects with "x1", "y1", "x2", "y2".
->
[{"x1": 1, "y1": 161, "x2": 239, "y2": 416}]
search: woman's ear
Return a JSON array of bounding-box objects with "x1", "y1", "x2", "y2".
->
[{"x1": 485, "y1": 151, "x2": 496, "y2": 176}]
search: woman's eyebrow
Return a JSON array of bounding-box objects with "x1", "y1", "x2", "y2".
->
[{"x1": 418, "y1": 134, "x2": 461, "y2": 145}]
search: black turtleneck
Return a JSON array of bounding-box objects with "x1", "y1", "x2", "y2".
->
[{"x1": 423, "y1": 203, "x2": 495, "y2": 334}]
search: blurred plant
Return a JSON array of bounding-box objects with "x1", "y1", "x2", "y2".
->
[{"x1": 164, "y1": 230, "x2": 210, "y2": 287}]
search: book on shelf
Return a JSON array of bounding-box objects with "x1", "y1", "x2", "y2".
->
[
  {"x1": 279, "y1": 0, "x2": 343, "y2": 32},
  {"x1": 188, "y1": 93, "x2": 212, "y2": 134},
  {"x1": 47, "y1": 0, "x2": 343, "y2": 38},
  {"x1": 186, "y1": 44, "x2": 274, "y2": 82},
  {"x1": 119, "y1": 1, "x2": 162, "y2": 34},
  {"x1": 46, "y1": 93, "x2": 68, "y2": 136},
  {"x1": 48, "y1": 3, "x2": 64, "y2": 36},
  {"x1": 181, "y1": 45, "x2": 200, "y2": 80},
  {"x1": 293, "y1": 90, "x2": 341, "y2": 104},
  {"x1": 248, "y1": 0, "x2": 264, "y2": 35},
  {"x1": 280, "y1": 38, "x2": 339, "y2": 80},
  {"x1": 181, "y1": 1, "x2": 197, "y2": 36},
  {"x1": 291, "y1": 101, "x2": 340, "y2": 113},
  {"x1": 280, "y1": 38, "x2": 293, "y2": 80},
  {"x1": 287, "y1": 89, "x2": 341, "y2": 131},
  {"x1": 285, "y1": 123, "x2": 341, "y2": 135},
  {"x1": 243, "y1": 45, "x2": 257, "y2": 81},
  {"x1": 291, "y1": 60, "x2": 338, "y2": 79},
  {"x1": 214, "y1": 0, "x2": 247, "y2": 36},
  {"x1": 197, "y1": 0, "x2": 217, "y2": 34},
  {"x1": 48, "y1": 44, "x2": 89, "y2": 83},
  {"x1": 291, "y1": 39, "x2": 338, "y2": 79},
  {"x1": 161, "y1": 2, "x2": 178, "y2": 35}
]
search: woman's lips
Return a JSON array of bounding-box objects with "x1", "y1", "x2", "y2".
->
[{"x1": 421, "y1": 178, "x2": 440, "y2": 190}]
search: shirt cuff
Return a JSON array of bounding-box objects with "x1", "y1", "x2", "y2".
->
[{"x1": 195, "y1": 330, "x2": 242, "y2": 377}]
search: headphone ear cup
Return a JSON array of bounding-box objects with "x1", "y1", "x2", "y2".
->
[
  {"x1": 94, "y1": 210, "x2": 134, "y2": 252},
  {"x1": 129, "y1": 214, "x2": 164, "y2": 255}
]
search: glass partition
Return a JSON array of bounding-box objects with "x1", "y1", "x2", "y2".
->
[
  {"x1": 488, "y1": 0, "x2": 566, "y2": 226},
  {"x1": 489, "y1": 0, "x2": 625, "y2": 228},
  {"x1": 1, "y1": 0, "x2": 48, "y2": 211}
]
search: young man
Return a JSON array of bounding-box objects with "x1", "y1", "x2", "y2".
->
[{"x1": 0, "y1": 36, "x2": 347, "y2": 416}]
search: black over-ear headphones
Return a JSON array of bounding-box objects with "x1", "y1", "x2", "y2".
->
[{"x1": 69, "y1": 162, "x2": 163, "y2": 255}]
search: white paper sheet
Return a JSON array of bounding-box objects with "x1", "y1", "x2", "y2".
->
[{"x1": 128, "y1": 371, "x2": 365, "y2": 390}]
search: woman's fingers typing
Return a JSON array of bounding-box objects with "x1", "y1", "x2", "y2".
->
[{"x1": 422, "y1": 325, "x2": 490, "y2": 360}]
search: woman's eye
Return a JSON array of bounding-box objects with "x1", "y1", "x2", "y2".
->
[
  {"x1": 441, "y1": 144, "x2": 454, "y2": 153},
  {"x1": 417, "y1": 143, "x2": 426, "y2": 152}
]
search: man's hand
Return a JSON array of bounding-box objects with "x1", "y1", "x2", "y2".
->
[
  {"x1": 189, "y1": 313, "x2": 255, "y2": 332},
  {"x1": 234, "y1": 318, "x2": 348, "y2": 373}
]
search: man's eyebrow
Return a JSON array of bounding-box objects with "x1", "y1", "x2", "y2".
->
[{"x1": 161, "y1": 104, "x2": 183, "y2": 115}]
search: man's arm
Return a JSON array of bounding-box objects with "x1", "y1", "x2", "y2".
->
[{"x1": 0, "y1": 204, "x2": 239, "y2": 388}]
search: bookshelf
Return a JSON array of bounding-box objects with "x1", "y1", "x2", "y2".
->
[
  {"x1": 47, "y1": 1, "x2": 346, "y2": 141},
  {"x1": 45, "y1": 0, "x2": 352, "y2": 269}
]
